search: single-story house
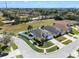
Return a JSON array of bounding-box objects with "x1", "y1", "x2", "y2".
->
[
  {"x1": 30, "y1": 28, "x2": 53, "y2": 40},
  {"x1": 41, "y1": 20, "x2": 73, "y2": 37},
  {"x1": 53, "y1": 20, "x2": 72, "y2": 34},
  {"x1": 41, "y1": 26, "x2": 61, "y2": 37}
]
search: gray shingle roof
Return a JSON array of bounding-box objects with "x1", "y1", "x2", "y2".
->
[
  {"x1": 31, "y1": 28, "x2": 42, "y2": 38},
  {"x1": 42, "y1": 26, "x2": 61, "y2": 35}
]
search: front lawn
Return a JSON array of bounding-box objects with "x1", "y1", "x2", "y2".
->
[
  {"x1": 39, "y1": 41, "x2": 54, "y2": 48},
  {"x1": 73, "y1": 36, "x2": 78, "y2": 39},
  {"x1": 68, "y1": 33, "x2": 73, "y2": 37},
  {"x1": 56, "y1": 36, "x2": 67, "y2": 42},
  {"x1": 72, "y1": 27, "x2": 79, "y2": 34},
  {"x1": 62, "y1": 40, "x2": 72, "y2": 45},
  {"x1": 46, "y1": 46, "x2": 59, "y2": 53}
]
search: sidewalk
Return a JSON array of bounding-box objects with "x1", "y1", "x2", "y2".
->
[
  {"x1": 50, "y1": 39, "x2": 65, "y2": 49},
  {"x1": 2, "y1": 49, "x2": 21, "y2": 58},
  {"x1": 63, "y1": 35, "x2": 76, "y2": 41}
]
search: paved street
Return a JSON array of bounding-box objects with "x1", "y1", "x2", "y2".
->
[
  {"x1": 2, "y1": 49, "x2": 21, "y2": 58},
  {"x1": 11, "y1": 36, "x2": 79, "y2": 58}
]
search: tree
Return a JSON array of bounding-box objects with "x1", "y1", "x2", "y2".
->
[
  {"x1": 27, "y1": 25, "x2": 33, "y2": 30},
  {"x1": 1, "y1": 32, "x2": 12, "y2": 47},
  {"x1": 54, "y1": 15, "x2": 63, "y2": 20}
]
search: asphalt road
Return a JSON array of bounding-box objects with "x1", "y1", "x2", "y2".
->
[{"x1": 11, "y1": 36, "x2": 79, "y2": 58}]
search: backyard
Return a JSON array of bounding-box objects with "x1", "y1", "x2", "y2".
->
[{"x1": 0, "y1": 19, "x2": 55, "y2": 33}]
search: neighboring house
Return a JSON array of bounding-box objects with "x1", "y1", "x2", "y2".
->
[
  {"x1": 53, "y1": 20, "x2": 72, "y2": 35},
  {"x1": 41, "y1": 20, "x2": 73, "y2": 37},
  {"x1": 28, "y1": 20, "x2": 73, "y2": 40}
]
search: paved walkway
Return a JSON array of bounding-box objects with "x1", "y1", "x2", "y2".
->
[
  {"x1": 35, "y1": 45, "x2": 56, "y2": 53},
  {"x1": 73, "y1": 35, "x2": 79, "y2": 39},
  {"x1": 35, "y1": 45, "x2": 56, "y2": 49},
  {"x1": 63, "y1": 35, "x2": 76, "y2": 41},
  {"x1": 50, "y1": 39, "x2": 65, "y2": 49},
  {"x1": 61, "y1": 39, "x2": 68, "y2": 43}
]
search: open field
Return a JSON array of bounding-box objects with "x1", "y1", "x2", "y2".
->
[
  {"x1": 0, "y1": 19, "x2": 55, "y2": 32},
  {"x1": 0, "y1": 16, "x2": 6, "y2": 21}
]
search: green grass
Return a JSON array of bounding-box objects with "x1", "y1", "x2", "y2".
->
[
  {"x1": 19, "y1": 36, "x2": 44, "y2": 53},
  {"x1": 56, "y1": 36, "x2": 67, "y2": 42},
  {"x1": 0, "y1": 19, "x2": 55, "y2": 32},
  {"x1": 68, "y1": 33, "x2": 73, "y2": 37},
  {"x1": 62, "y1": 40, "x2": 72, "y2": 45},
  {"x1": 72, "y1": 27, "x2": 79, "y2": 34},
  {"x1": 0, "y1": 44, "x2": 10, "y2": 52},
  {"x1": 11, "y1": 43, "x2": 18, "y2": 50},
  {"x1": 67, "y1": 55, "x2": 75, "y2": 58},
  {"x1": 46, "y1": 46, "x2": 59, "y2": 53},
  {"x1": 4, "y1": 47, "x2": 11, "y2": 52},
  {"x1": 68, "y1": 33, "x2": 78, "y2": 39},
  {"x1": 27, "y1": 19, "x2": 55, "y2": 28},
  {"x1": 39, "y1": 41, "x2": 54, "y2": 48},
  {"x1": 77, "y1": 49, "x2": 79, "y2": 52},
  {"x1": 0, "y1": 45, "x2": 2, "y2": 51},
  {"x1": 16, "y1": 55, "x2": 23, "y2": 58},
  {"x1": 73, "y1": 36, "x2": 78, "y2": 39},
  {"x1": 3, "y1": 43, "x2": 17, "y2": 53},
  {"x1": 0, "y1": 43, "x2": 17, "y2": 53},
  {"x1": 31, "y1": 39, "x2": 36, "y2": 43}
]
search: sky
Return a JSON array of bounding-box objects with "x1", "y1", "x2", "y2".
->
[{"x1": 0, "y1": 1, "x2": 79, "y2": 8}]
